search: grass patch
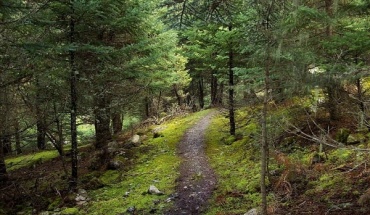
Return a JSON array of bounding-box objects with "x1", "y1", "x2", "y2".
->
[{"x1": 80, "y1": 109, "x2": 213, "y2": 215}]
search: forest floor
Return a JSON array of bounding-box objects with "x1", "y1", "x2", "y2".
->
[
  {"x1": 165, "y1": 111, "x2": 217, "y2": 214},
  {"x1": 4, "y1": 107, "x2": 370, "y2": 215}
]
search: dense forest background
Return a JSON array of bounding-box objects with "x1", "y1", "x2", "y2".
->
[{"x1": 1, "y1": 0, "x2": 370, "y2": 214}]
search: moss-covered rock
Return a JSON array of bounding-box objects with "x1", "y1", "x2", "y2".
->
[{"x1": 347, "y1": 133, "x2": 366, "y2": 145}]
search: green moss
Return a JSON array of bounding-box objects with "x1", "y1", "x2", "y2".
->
[
  {"x1": 205, "y1": 111, "x2": 263, "y2": 214},
  {"x1": 99, "y1": 170, "x2": 121, "y2": 184},
  {"x1": 5, "y1": 150, "x2": 59, "y2": 171},
  {"x1": 61, "y1": 207, "x2": 79, "y2": 215},
  {"x1": 328, "y1": 148, "x2": 354, "y2": 164}
]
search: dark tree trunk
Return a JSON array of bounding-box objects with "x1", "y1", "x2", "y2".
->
[
  {"x1": 69, "y1": 1, "x2": 78, "y2": 190},
  {"x1": 211, "y1": 73, "x2": 218, "y2": 106},
  {"x1": 112, "y1": 112, "x2": 123, "y2": 135},
  {"x1": 15, "y1": 121, "x2": 22, "y2": 154},
  {"x1": 0, "y1": 141, "x2": 7, "y2": 184},
  {"x1": 94, "y1": 96, "x2": 112, "y2": 149},
  {"x1": 35, "y1": 78, "x2": 46, "y2": 150},
  {"x1": 0, "y1": 87, "x2": 8, "y2": 183},
  {"x1": 219, "y1": 82, "x2": 224, "y2": 105},
  {"x1": 261, "y1": 47, "x2": 271, "y2": 215},
  {"x1": 327, "y1": 83, "x2": 339, "y2": 121},
  {"x1": 36, "y1": 117, "x2": 46, "y2": 150},
  {"x1": 145, "y1": 96, "x2": 150, "y2": 118},
  {"x1": 2, "y1": 135, "x2": 11, "y2": 154},
  {"x1": 228, "y1": 24, "x2": 235, "y2": 136},
  {"x1": 173, "y1": 86, "x2": 182, "y2": 106},
  {"x1": 198, "y1": 78, "x2": 204, "y2": 109}
]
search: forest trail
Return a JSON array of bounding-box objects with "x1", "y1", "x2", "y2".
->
[{"x1": 166, "y1": 111, "x2": 217, "y2": 215}]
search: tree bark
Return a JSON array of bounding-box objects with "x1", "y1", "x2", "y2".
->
[
  {"x1": 261, "y1": 49, "x2": 270, "y2": 215},
  {"x1": 36, "y1": 116, "x2": 46, "y2": 150},
  {"x1": 0, "y1": 86, "x2": 8, "y2": 183},
  {"x1": 112, "y1": 112, "x2": 123, "y2": 135},
  {"x1": 0, "y1": 141, "x2": 7, "y2": 184},
  {"x1": 35, "y1": 77, "x2": 46, "y2": 150},
  {"x1": 94, "y1": 96, "x2": 112, "y2": 149},
  {"x1": 228, "y1": 24, "x2": 235, "y2": 136},
  {"x1": 2, "y1": 135, "x2": 11, "y2": 155},
  {"x1": 327, "y1": 83, "x2": 339, "y2": 121},
  {"x1": 211, "y1": 72, "x2": 218, "y2": 106},
  {"x1": 69, "y1": 0, "x2": 78, "y2": 190},
  {"x1": 173, "y1": 85, "x2": 182, "y2": 106},
  {"x1": 198, "y1": 78, "x2": 204, "y2": 109},
  {"x1": 15, "y1": 121, "x2": 22, "y2": 155}
]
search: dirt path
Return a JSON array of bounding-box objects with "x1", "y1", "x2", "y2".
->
[{"x1": 166, "y1": 111, "x2": 217, "y2": 215}]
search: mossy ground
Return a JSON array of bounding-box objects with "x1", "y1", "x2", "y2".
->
[
  {"x1": 205, "y1": 109, "x2": 268, "y2": 214},
  {"x1": 79, "y1": 109, "x2": 213, "y2": 215}
]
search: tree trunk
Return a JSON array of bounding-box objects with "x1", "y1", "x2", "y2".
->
[
  {"x1": 261, "y1": 50, "x2": 270, "y2": 215},
  {"x1": 35, "y1": 77, "x2": 46, "y2": 150},
  {"x1": 145, "y1": 96, "x2": 150, "y2": 118},
  {"x1": 173, "y1": 85, "x2": 182, "y2": 106},
  {"x1": 327, "y1": 83, "x2": 339, "y2": 121},
  {"x1": 94, "y1": 96, "x2": 112, "y2": 149},
  {"x1": 228, "y1": 24, "x2": 235, "y2": 136},
  {"x1": 211, "y1": 72, "x2": 218, "y2": 106},
  {"x1": 0, "y1": 141, "x2": 7, "y2": 184},
  {"x1": 198, "y1": 78, "x2": 204, "y2": 109},
  {"x1": 218, "y1": 82, "x2": 224, "y2": 105},
  {"x1": 2, "y1": 135, "x2": 11, "y2": 155},
  {"x1": 112, "y1": 112, "x2": 123, "y2": 135},
  {"x1": 0, "y1": 87, "x2": 8, "y2": 183},
  {"x1": 69, "y1": 0, "x2": 78, "y2": 190},
  {"x1": 15, "y1": 121, "x2": 22, "y2": 155},
  {"x1": 36, "y1": 117, "x2": 46, "y2": 150}
]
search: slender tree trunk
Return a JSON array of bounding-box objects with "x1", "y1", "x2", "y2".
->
[
  {"x1": 261, "y1": 49, "x2": 270, "y2": 215},
  {"x1": 0, "y1": 87, "x2": 8, "y2": 183},
  {"x1": 325, "y1": 0, "x2": 339, "y2": 122},
  {"x1": 327, "y1": 83, "x2": 339, "y2": 121},
  {"x1": 36, "y1": 116, "x2": 46, "y2": 150},
  {"x1": 35, "y1": 77, "x2": 46, "y2": 150},
  {"x1": 179, "y1": 0, "x2": 187, "y2": 30},
  {"x1": 94, "y1": 96, "x2": 112, "y2": 149},
  {"x1": 211, "y1": 72, "x2": 218, "y2": 106},
  {"x1": 15, "y1": 121, "x2": 22, "y2": 155},
  {"x1": 219, "y1": 82, "x2": 224, "y2": 105},
  {"x1": 0, "y1": 140, "x2": 7, "y2": 184},
  {"x1": 145, "y1": 96, "x2": 150, "y2": 118},
  {"x1": 228, "y1": 24, "x2": 235, "y2": 136},
  {"x1": 69, "y1": 0, "x2": 78, "y2": 190},
  {"x1": 112, "y1": 112, "x2": 123, "y2": 135},
  {"x1": 2, "y1": 135, "x2": 11, "y2": 155},
  {"x1": 198, "y1": 78, "x2": 204, "y2": 109},
  {"x1": 173, "y1": 85, "x2": 182, "y2": 106}
]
